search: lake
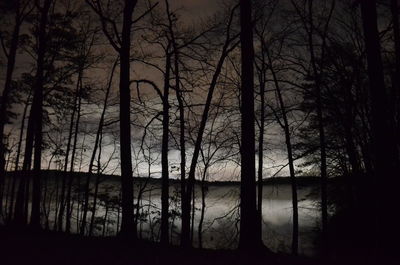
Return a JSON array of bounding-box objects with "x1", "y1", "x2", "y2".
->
[{"x1": 2, "y1": 172, "x2": 321, "y2": 256}]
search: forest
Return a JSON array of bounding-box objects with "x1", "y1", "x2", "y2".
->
[{"x1": 0, "y1": 0, "x2": 399, "y2": 264}]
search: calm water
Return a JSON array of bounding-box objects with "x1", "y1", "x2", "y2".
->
[{"x1": 2, "y1": 175, "x2": 320, "y2": 256}]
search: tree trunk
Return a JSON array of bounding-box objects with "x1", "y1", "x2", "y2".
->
[
  {"x1": 58, "y1": 68, "x2": 82, "y2": 232},
  {"x1": 360, "y1": 0, "x2": 400, "y2": 254},
  {"x1": 198, "y1": 166, "x2": 208, "y2": 249},
  {"x1": 30, "y1": 0, "x2": 52, "y2": 229},
  {"x1": 118, "y1": 0, "x2": 137, "y2": 239},
  {"x1": 238, "y1": 0, "x2": 261, "y2": 250},
  {"x1": 102, "y1": 203, "x2": 108, "y2": 237},
  {"x1": 257, "y1": 51, "x2": 266, "y2": 236},
  {"x1": 190, "y1": 185, "x2": 195, "y2": 244},
  {"x1": 66, "y1": 94, "x2": 81, "y2": 233},
  {"x1": 53, "y1": 174, "x2": 60, "y2": 231},
  {"x1": 181, "y1": 5, "x2": 237, "y2": 246},
  {"x1": 79, "y1": 58, "x2": 116, "y2": 234},
  {"x1": 305, "y1": 0, "x2": 335, "y2": 253},
  {"x1": 0, "y1": 0, "x2": 22, "y2": 216},
  {"x1": 341, "y1": 80, "x2": 360, "y2": 209},
  {"x1": 160, "y1": 51, "x2": 171, "y2": 246},
  {"x1": 89, "y1": 173, "x2": 100, "y2": 236},
  {"x1": 89, "y1": 59, "x2": 117, "y2": 236},
  {"x1": 391, "y1": 0, "x2": 400, "y2": 149},
  {"x1": 163, "y1": 2, "x2": 188, "y2": 245},
  {"x1": 8, "y1": 93, "x2": 30, "y2": 222},
  {"x1": 266, "y1": 45, "x2": 298, "y2": 255}
]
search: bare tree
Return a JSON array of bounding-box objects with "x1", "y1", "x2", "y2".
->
[
  {"x1": 238, "y1": 0, "x2": 263, "y2": 250},
  {"x1": 291, "y1": 0, "x2": 335, "y2": 253},
  {"x1": 86, "y1": 0, "x2": 154, "y2": 238},
  {"x1": 0, "y1": 0, "x2": 32, "y2": 217},
  {"x1": 266, "y1": 42, "x2": 299, "y2": 255},
  {"x1": 86, "y1": 58, "x2": 119, "y2": 236},
  {"x1": 182, "y1": 4, "x2": 239, "y2": 248},
  {"x1": 360, "y1": 0, "x2": 400, "y2": 255},
  {"x1": 12, "y1": 0, "x2": 52, "y2": 227}
]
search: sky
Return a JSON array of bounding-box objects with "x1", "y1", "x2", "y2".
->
[
  {"x1": 0, "y1": 0, "x2": 312, "y2": 181},
  {"x1": 170, "y1": 0, "x2": 220, "y2": 18}
]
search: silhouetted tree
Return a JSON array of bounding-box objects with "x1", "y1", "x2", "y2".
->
[
  {"x1": 86, "y1": 0, "x2": 150, "y2": 239},
  {"x1": 238, "y1": 0, "x2": 262, "y2": 250},
  {"x1": 360, "y1": 0, "x2": 400, "y2": 255},
  {"x1": 391, "y1": 0, "x2": 400, "y2": 147},
  {"x1": 0, "y1": 0, "x2": 32, "y2": 217},
  {"x1": 87, "y1": 58, "x2": 118, "y2": 236},
  {"x1": 182, "y1": 3, "x2": 239, "y2": 248}
]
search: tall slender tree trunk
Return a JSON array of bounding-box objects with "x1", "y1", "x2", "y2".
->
[
  {"x1": 41, "y1": 172, "x2": 49, "y2": 229},
  {"x1": 391, "y1": 0, "x2": 400, "y2": 148},
  {"x1": 102, "y1": 203, "x2": 108, "y2": 237},
  {"x1": 314, "y1": 66, "x2": 328, "y2": 255},
  {"x1": 198, "y1": 166, "x2": 208, "y2": 249},
  {"x1": 305, "y1": 0, "x2": 335, "y2": 253},
  {"x1": 257, "y1": 54, "x2": 266, "y2": 236},
  {"x1": 3, "y1": 172, "x2": 11, "y2": 218},
  {"x1": 163, "y1": 1, "x2": 187, "y2": 245},
  {"x1": 89, "y1": 125, "x2": 105, "y2": 236},
  {"x1": 118, "y1": 0, "x2": 137, "y2": 239},
  {"x1": 30, "y1": 0, "x2": 52, "y2": 229},
  {"x1": 190, "y1": 185, "x2": 195, "y2": 244},
  {"x1": 266, "y1": 45, "x2": 298, "y2": 255},
  {"x1": 13, "y1": 95, "x2": 30, "y2": 172},
  {"x1": 176, "y1": 66, "x2": 187, "y2": 247},
  {"x1": 180, "y1": 6, "x2": 237, "y2": 246},
  {"x1": 14, "y1": 110, "x2": 34, "y2": 225},
  {"x1": 360, "y1": 0, "x2": 400, "y2": 255},
  {"x1": 75, "y1": 174, "x2": 81, "y2": 233},
  {"x1": 116, "y1": 191, "x2": 121, "y2": 235},
  {"x1": 89, "y1": 172, "x2": 101, "y2": 236},
  {"x1": 257, "y1": 94, "x2": 265, "y2": 235},
  {"x1": 8, "y1": 93, "x2": 31, "y2": 222},
  {"x1": 85, "y1": 58, "x2": 117, "y2": 235},
  {"x1": 160, "y1": 51, "x2": 171, "y2": 246},
  {"x1": 14, "y1": 0, "x2": 51, "y2": 227},
  {"x1": 273, "y1": 74, "x2": 298, "y2": 255},
  {"x1": 58, "y1": 68, "x2": 82, "y2": 232},
  {"x1": 341, "y1": 80, "x2": 360, "y2": 209},
  {"x1": 0, "y1": 0, "x2": 22, "y2": 216},
  {"x1": 67, "y1": 81, "x2": 82, "y2": 233},
  {"x1": 53, "y1": 175, "x2": 60, "y2": 230},
  {"x1": 197, "y1": 94, "x2": 224, "y2": 248},
  {"x1": 238, "y1": 0, "x2": 261, "y2": 250}
]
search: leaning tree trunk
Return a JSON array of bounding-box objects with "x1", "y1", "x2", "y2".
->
[
  {"x1": 181, "y1": 4, "x2": 238, "y2": 247},
  {"x1": 266, "y1": 45, "x2": 299, "y2": 255}
]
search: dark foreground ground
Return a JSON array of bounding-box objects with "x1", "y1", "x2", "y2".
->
[{"x1": 0, "y1": 226, "x2": 396, "y2": 265}]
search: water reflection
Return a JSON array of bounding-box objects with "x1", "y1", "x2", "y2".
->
[{"x1": 2, "y1": 175, "x2": 320, "y2": 256}]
